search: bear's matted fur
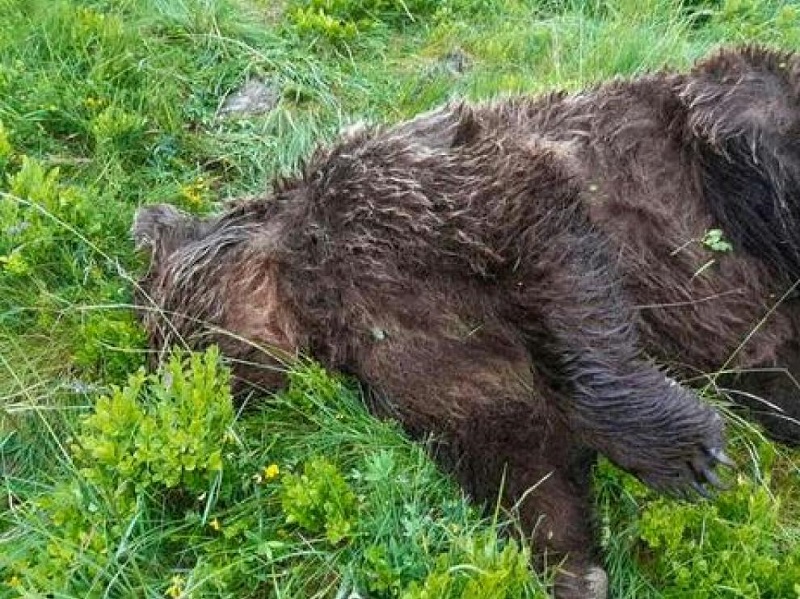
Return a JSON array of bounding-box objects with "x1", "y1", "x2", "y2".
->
[{"x1": 133, "y1": 46, "x2": 800, "y2": 598}]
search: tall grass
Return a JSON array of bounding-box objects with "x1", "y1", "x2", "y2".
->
[{"x1": 1, "y1": 0, "x2": 798, "y2": 597}]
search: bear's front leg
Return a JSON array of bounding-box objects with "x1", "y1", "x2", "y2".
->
[
  {"x1": 563, "y1": 353, "x2": 730, "y2": 496},
  {"x1": 511, "y1": 226, "x2": 732, "y2": 496}
]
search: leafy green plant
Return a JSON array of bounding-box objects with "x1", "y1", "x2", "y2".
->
[
  {"x1": 286, "y1": 0, "x2": 447, "y2": 44},
  {"x1": 402, "y1": 531, "x2": 541, "y2": 599},
  {"x1": 1, "y1": 348, "x2": 237, "y2": 596},
  {"x1": 281, "y1": 456, "x2": 359, "y2": 544},
  {"x1": 289, "y1": 7, "x2": 360, "y2": 43},
  {"x1": 0, "y1": 351, "x2": 550, "y2": 597},
  {"x1": 75, "y1": 347, "x2": 234, "y2": 496},
  {"x1": 702, "y1": 228, "x2": 733, "y2": 253},
  {"x1": 1, "y1": 158, "x2": 87, "y2": 283},
  {"x1": 290, "y1": 0, "x2": 440, "y2": 26},
  {"x1": 71, "y1": 309, "x2": 147, "y2": 380},
  {"x1": 638, "y1": 476, "x2": 800, "y2": 598},
  {"x1": 90, "y1": 104, "x2": 148, "y2": 160},
  {"x1": 0, "y1": 119, "x2": 11, "y2": 173}
]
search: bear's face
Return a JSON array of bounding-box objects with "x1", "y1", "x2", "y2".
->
[{"x1": 133, "y1": 203, "x2": 301, "y2": 396}]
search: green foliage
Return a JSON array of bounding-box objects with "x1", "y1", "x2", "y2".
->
[
  {"x1": 702, "y1": 228, "x2": 733, "y2": 253},
  {"x1": 2, "y1": 158, "x2": 89, "y2": 281},
  {"x1": 0, "y1": 119, "x2": 11, "y2": 173},
  {"x1": 639, "y1": 476, "x2": 800, "y2": 598},
  {"x1": 0, "y1": 0, "x2": 288, "y2": 381},
  {"x1": 90, "y1": 104, "x2": 148, "y2": 160},
  {"x1": 71, "y1": 309, "x2": 147, "y2": 380},
  {"x1": 594, "y1": 434, "x2": 800, "y2": 599},
  {"x1": 709, "y1": 0, "x2": 800, "y2": 45},
  {"x1": 402, "y1": 532, "x2": 541, "y2": 599},
  {"x1": 281, "y1": 456, "x2": 359, "y2": 544},
  {"x1": 3, "y1": 480, "x2": 118, "y2": 594},
  {"x1": 75, "y1": 347, "x2": 233, "y2": 495},
  {"x1": 289, "y1": 6, "x2": 360, "y2": 43},
  {"x1": 0, "y1": 156, "x2": 144, "y2": 378},
  {"x1": 286, "y1": 0, "x2": 480, "y2": 44},
  {"x1": 1, "y1": 348, "x2": 237, "y2": 596},
  {"x1": 289, "y1": 0, "x2": 439, "y2": 30}
]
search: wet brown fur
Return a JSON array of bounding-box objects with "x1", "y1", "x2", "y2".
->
[{"x1": 134, "y1": 47, "x2": 800, "y2": 598}]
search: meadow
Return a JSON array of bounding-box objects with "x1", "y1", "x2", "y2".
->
[{"x1": 0, "y1": 0, "x2": 798, "y2": 597}]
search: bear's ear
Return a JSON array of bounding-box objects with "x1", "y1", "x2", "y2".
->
[
  {"x1": 132, "y1": 204, "x2": 200, "y2": 261},
  {"x1": 389, "y1": 102, "x2": 480, "y2": 150}
]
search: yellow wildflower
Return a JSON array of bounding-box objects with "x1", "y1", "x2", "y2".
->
[
  {"x1": 1, "y1": 251, "x2": 30, "y2": 276},
  {"x1": 6, "y1": 575, "x2": 21, "y2": 588},
  {"x1": 84, "y1": 97, "x2": 106, "y2": 110},
  {"x1": 166, "y1": 575, "x2": 185, "y2": 599},
  {"x1": 209, "y1": 517, "x2": 221, "y2": 532},
  {"x1": 179, "y1": 177, "x2": 209, "y2": 208},
  {"x1": 263, "y1": 463, "x2": 280, "y2": 480}
]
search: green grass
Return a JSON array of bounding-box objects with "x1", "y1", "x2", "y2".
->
[{"x1": 0, "y1": 0, "x2": 799, "y2": 597}]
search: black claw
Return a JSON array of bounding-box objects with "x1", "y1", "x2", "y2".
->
[
  {"x1": 690, "y1": 481, "x2": 713, "y2": 499},
  {"x1": 701, "y1": 467, "x2": 728, "y2": 490},
  {"x1": 708, "y1": 448, "x2": 736, "y2": 469}
]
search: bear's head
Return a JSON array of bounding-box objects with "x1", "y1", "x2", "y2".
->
[{"x1": 133, "y1": 203, "x2": 300, "y2": 398}]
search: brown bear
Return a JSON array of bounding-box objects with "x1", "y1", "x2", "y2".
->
[{"x1": 133, "y1": 46, "x2": 800, "y2": 599}]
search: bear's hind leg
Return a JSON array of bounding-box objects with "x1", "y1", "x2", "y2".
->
[
  {"x1": 450, "y1": 407, "x2": 607, "y2": 599},
  {"x1": 355, "y1": 318, "x2": 607, "y2": 598}
]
